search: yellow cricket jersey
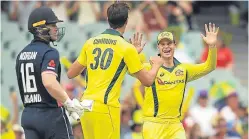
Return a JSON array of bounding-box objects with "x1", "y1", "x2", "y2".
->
[
  {"x1": 142, "y1": 48, "x2": 217, "y2": 123},
  {"x1": 1, "y1": 123, "x2": 15, "y2": 139},
  {"x1": 77, "y1": 29, "x2": 143, "y2": 108},
  {"x1": 1, "y1": 130, "x2": 15, "y2": 139}
]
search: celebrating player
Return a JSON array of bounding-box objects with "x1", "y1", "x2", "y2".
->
[
  {"x1": 141, "y1": 23, "x2": 219, "y2": 139},
  {"x1": 67, "y1": 2, "x2": 164, "y2": 139},
  {"x1": 15, "y1": 7, "x2": 83, "y2": 139}
]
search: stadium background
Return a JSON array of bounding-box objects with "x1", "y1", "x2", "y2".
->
[{"x1": 1, "y1": 1, "x2": 248, "y2": 139}]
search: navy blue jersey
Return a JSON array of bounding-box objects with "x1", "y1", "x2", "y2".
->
[{"x1": 15, "y1": 40, "x2": 61, "y2": 108}]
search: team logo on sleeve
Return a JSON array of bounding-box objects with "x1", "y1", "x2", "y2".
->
[
  {"x1": 47, "y1": 60, "x2": 56, "y2": 70},
  {"x1": 175, "y1": 69, "x2": 184, "y2": 76}
]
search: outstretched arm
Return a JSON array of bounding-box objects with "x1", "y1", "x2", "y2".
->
[
  {"x1": 67, "y1": 41, "x2": 88, "y2": 79},
  {"x1": 127, "y1": 33, "x2": 163, "y2": 87},
  {"x1": 186, "y1": 23, "x2": 219, "y2": 82}
]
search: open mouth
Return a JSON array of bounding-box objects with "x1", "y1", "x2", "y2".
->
[{"x1": 162, "y1": 48, "x2": 171, "y2": 55}]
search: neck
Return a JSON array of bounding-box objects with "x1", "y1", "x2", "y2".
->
[
  {"x1": 163, "y1": 57, "x2": 174, "y2": 68},
  {"x1": 32, "y1": 37, "x2": 50, "y2": 45},
  {"x1": 115, "y1": 27, "x2": 124, "y2": 35}
]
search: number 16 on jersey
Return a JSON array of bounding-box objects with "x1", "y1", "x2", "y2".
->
[{"x1": 20, "y1": 63, "x2": 37, "y2": 93}]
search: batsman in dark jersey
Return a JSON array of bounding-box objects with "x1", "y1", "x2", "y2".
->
[{"x1": 15, "y1": 7, "x2": 84, "y2": 139}]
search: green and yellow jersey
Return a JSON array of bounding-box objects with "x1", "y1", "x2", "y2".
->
[
  {"x1": 77, "y1": 29, "x2": 143, "y2": 108},
  {"x1": 142, "y1": 48, "x2": 217, "y2": 123}
]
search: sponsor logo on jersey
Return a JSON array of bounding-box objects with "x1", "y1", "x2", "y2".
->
[
  {"x1": 175, "y1": 69, "x2": 184, "y2": 76},
  {"x1": 157, "y1": 77, "x2": 185, "y2": 85},
  {"x1": 164, "y1": 80, "x2": 184, "y2": 84}
]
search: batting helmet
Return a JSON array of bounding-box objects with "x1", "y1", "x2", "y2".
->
[{"x1": 28, "y1": 6, "x2": 65, "y2": 42}]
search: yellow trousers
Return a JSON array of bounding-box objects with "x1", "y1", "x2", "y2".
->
[
  {"x1": 142, "y1": 121, "x2": 186, "y2": 139},
  {"x1": 80, "y1": 101, "x2": 120, "y2": 139}
]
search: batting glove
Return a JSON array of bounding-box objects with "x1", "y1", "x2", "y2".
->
[{"x1": 64, "y1": 98, "x2": 84, "y2": 120}]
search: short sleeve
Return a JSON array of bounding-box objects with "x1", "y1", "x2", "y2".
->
[
  {"x1": 124, "y1": 46, "x2": 143, "y2": 74},
  {"x1": 41, "y1": 50, "x2": 60, "y2": 76},
  {"x1": 77, "y1": 41, "x2": 88, "y2": 66}
]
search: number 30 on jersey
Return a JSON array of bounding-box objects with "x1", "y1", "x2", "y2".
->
[{"x1": 90, "y1": 48, "x2": 113, "y2": 70}]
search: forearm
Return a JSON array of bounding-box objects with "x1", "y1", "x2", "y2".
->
[
  {"x1": 134, "y1": 64, "x2": 160, "y2": 87},
  {"x1": 67, "y1": 70, "x2": 81, "y2": 79},
  {"x1": 196, "y1": 47, "x2": 217, "y2": 75},
  {"x1": 205, "y1": 46, "x2": 217, "y2": 71},
  {"x1": 145, "y1": 65, "x2": 161, "y2": 85},
  {"x1": 187, "y1": 47, "x2": 217, "y2": 82},
  {"x1": 43, "y1": 78, "x2": 69, "y2": 103},
  {"x1": 67, "y1": 61, "x2": 85, "y2": 79}
]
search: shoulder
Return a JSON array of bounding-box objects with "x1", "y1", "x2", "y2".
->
[
  {"x1": 43, "y1": 47, "x2": 59, "y2": 58},
  {"x1": 48, "y1": 47, "x2": 59, "y2": 54},
  {"x1": 179, "y1": 63, "x2": 187, "y2": 67},
  {"x1": 120, "y1": 39, "x2": 133, "y2": 48},
  {"x1": 120, "y1": 40, "x2": 136, "y2": 53},
  {"x1": 176, "y1": 61, "x2": 189, "y2": 70},
  {"x1": 178, "y1": 61, "x2": 193, "y2": 70},
  {"x1": 85, "y1": 37, "x2": 95, "y2": 44},
  {"x1": 31, "y1": 42, "x2": 55, "y2": 55}
]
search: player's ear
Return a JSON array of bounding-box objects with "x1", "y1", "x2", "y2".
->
[
  {"x1": 173, "y1": 41, "x2": 177, "y2": 49},
  {"x1": 157, "y1": 44, "x2": 159, "y2": 51},
  {"x1": 124, "y1": 19, "x2": 128, "y2": 26}
]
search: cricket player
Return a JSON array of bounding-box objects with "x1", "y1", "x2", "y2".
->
[
  {"x1": 15, "y1": 7, "x2": 83, "y2": 139},
  {"x1": 142, "y1": 23, "x2": 219, "y2": 139},
  {"x1": 67, "y1": 2, "x2": 164, "y2": 139}
]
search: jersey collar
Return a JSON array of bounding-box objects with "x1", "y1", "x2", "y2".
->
[
  {"x1": 102, "y1": 29, "x2": 124, "y2": 38},
  {"x1": 31, "y1": 37, "x2": 50, "y2": 45},
  {"x1": 161, "y1": 57, "x2": 181, "y2": 73}
]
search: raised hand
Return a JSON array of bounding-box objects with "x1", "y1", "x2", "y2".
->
[
  {"x1": 130, "y1": 32, "x2": 146, "y2": 54},
  {"x1": 201, "y1": 23, "x2": 219, "y2": 47}
]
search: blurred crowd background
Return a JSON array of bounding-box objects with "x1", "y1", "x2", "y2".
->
[{"x1": 1, "y1": 1, "x2": 248, "y2": 139}]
